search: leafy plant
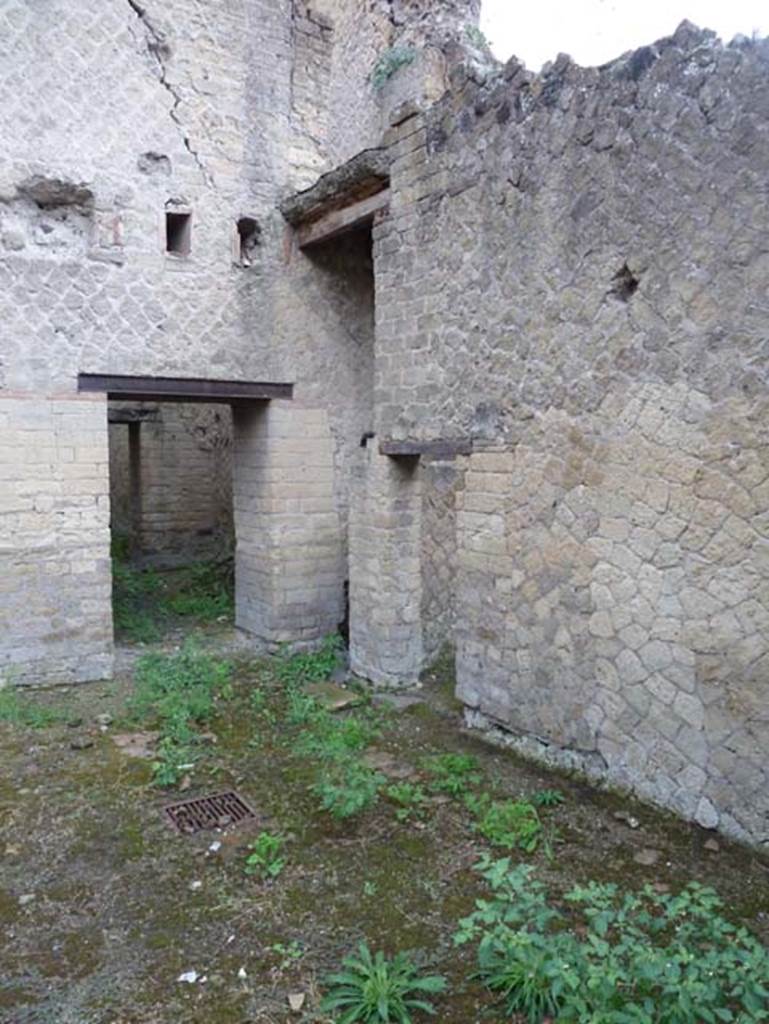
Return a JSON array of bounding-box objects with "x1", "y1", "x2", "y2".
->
[
  {"x1": 130, "y1": 643, "x2": 233, "y2": 786},
  {"x1": 386, "y1": 782, "x2": 429, "y2": 822},
  {"x1": 245, "y1": 831, "x2": 286, "y2": 879},
  {"x1": 423, "y1": 753, "x2": 481, "y2": 797},
  {"x1": 371, "y1": 45, "x2": 417, "y2": 89},
  {"x1": 297, "y1": 710, "x2": 380, "y2": 761},
  {"x1": 274, "y1": 633, "x2": 343, "y2": 688},
  {"x1": 151, "y1": 737, "x2": 195, "y2": 787},
  {"x1": 455, "y1": 856, "x2": 769, "y2": 1023},
  {"x1": 531, "y1": 788, "x2": 565, "y2": 808},
  {"x1": 314, "y1": 760, "x2": 385, "y2": 820},
  {"x1": 249, "y1": 687, "x2": 267, "y2": 713},
  {"x1": 465, "y1": 24, "x2": 489, "y2": 49},
  {"x1": 286, "y1": 687, "x2": 323, "y2": 726},
  {"x1": 321, "y1": 942, "x2": 447, "y2": 1023},
  {"x1": 267, "y1": 939, "x2": 303, "y2": 969},
  {"x1": 474, "y1": 799, "x2": 543, "y2": 853},
  {"x1": 0, "y1": 687, "x2": 65, "y2": 728}
]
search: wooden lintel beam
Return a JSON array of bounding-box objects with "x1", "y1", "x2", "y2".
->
[
  {"x1": 379, "y1": 439, "x2": 473, "y2": 459},
  {"x1": 79, "y1": 373, "x2": 293, "y2": 403},
  {"x1": 296, "y1": 188, "x2": 390, "y2": 248},
  {"x1": 108, "y1": 406, "x2": 160, "y2": 424}
]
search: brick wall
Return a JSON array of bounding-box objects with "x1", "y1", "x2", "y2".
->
[
  {"x1": 233, "y1": 402, "x2": 344, "y2": 644},
  {"x1": 372, "y1": 26, "x2": 769, "y2": 843},
  {"x1": 0, "y1": 394, "x2": 112, "y2": 685}
]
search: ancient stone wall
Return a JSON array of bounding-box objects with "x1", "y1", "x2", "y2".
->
[
  {"x1": 421, "y1": 457, "x2": 464, "y2": 664},
  {"x1": 0, "y1": 0, "x2": 389, "y2": 684},
  {"x1": 373, "y1": 25, "x2": 769, "y2": 843},
  {"x1": 0, "y1": 393, "x2": 112, "y2": 685},
  {"x1": 310, "y1": 0, "x2": 482, "y2": 166}
]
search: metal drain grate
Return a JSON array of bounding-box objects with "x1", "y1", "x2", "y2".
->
[{"x1": 163, "y1": 791, "x2": 255, "y2": 835}]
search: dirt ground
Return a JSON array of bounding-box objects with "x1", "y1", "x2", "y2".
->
[{"x1": 2, "y1": 626, "x2": 768, "y2": 1024}]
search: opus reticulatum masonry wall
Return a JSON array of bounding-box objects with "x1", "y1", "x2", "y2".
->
[
  {"x1": 366, "y1": 23, "x2": 769, "y2": 845},
  {"x1": 2, "y1": 0, "x2": 768, "y2": 847}
]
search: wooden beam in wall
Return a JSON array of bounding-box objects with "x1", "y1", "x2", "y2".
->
[
  {"x1": 296, "y1": 188, "x2": 390, "y2": 249},
  {"x1": 78, "y1": 374, "x2": 294, "y2": 403},
  {"x1": 379, "y1": 439, "x2": 473, "y2": 459},
  {"x1": 108, "y1": 406, "x2": 160, "y2": 424}
]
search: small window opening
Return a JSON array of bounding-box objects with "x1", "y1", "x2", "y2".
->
[
  {"x1": 166, "y1": 211, "x2": 192, "y2": 256},
  {"x1": 236, "y1": 217, "x2": 260, "y2": 267}
]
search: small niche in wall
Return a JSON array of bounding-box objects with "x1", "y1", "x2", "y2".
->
[
  {"x1": 166, "y1": 210, "x2": 192, "y2": 256},
  {"x1": 236, "y1": 216, "x2": 260, "y2": 267}
]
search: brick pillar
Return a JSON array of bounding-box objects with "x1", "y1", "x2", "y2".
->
[
  {"x1": 0, "y1": 392, "x2": 113, "y2": 686},
  {"x1": 232, "y1": 401, "x2": 344, "y2": 646},
  {"x1": 349, "y1": 447, "x2": 423, "y2": 686}
]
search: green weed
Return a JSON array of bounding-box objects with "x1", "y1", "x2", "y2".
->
[
  {"x1": 465, "y1": 24, "x2": 489, "y2": 49},
  {"x1": 531, "y1": 788, "x2": 565, "y2": 808},
  {"x1": 274, "y1": 633, "x2": 343, "y2": 688},
  {"x1": 423, "y1": 753, "x2": 481, "y2": 797},
  {"x1": 166, "y1": 562, "x2": 233, "y2": 619},
  {"x1": 245, "y1": 831, "x2": 286, "y2": 879},
  {"x1": 112, "y1": 557, "x2": 234, "y2": 643},
  {"x1": 129, "y1": 643, "x2": 233, "y2": 786},
  {"x1": 296, "y1": 710, "x2": 380, "y2": 761},
  {"x1": 371, "y1": 45, "x2": 417, "y2": 89},
  {"x1": 0, "y1": 688, "x2": 64, "y2": 728},
  {"x1": 112, "y1": 561, "x2": 164, "y2": 643},
  {"x1": 455, "y1": 857, "x2": 769, "y2": 1022},
  {"x1": 267, "y1": 940, "x2": 303, "y2": 970},
  {"x1": 473, "y1": 798, "x2": 543, "y2": 853},
  {"x1": 321, "y1": 942, "x2": 446, "y2": 1023},
  {"x1": 272, "y1": 644, "x2": 385, "y2": 822},
  {"x1": 314, "y1": 760, "x2": 384, "y2": 820},
  {"x1": 386, "y1": 782, "x2": 429, "y2": 822}
]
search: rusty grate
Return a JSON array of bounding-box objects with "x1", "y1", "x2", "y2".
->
[{"x1": 163, "y1": 791, "x2": 255, "y2": 835}]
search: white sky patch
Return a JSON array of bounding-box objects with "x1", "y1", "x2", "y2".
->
[{"x1": 480, "y1": 0, "x2": 769, "y2": 69}]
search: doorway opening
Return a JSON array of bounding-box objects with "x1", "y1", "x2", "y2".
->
[
  {"x1": 300, "y1": 221, "x2": 376, "y2": 650},
  {"x1": 108, "y1": 400, "x2": 235, "y2": 643},
  {"x1": 79, "y1": 372, "x2": 293, "y2": 647}
]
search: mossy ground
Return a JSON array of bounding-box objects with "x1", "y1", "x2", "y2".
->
[{"x1": 1, "y1": 626, "x2": 768, "y2": 1024}]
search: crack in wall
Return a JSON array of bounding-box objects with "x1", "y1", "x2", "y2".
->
[{"x1": 126, "y1": 0, "x2": 212, "y2": 188}]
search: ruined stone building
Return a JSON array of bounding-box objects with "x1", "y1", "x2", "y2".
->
[{"x1": 1, "y1": 1, "x2": 767, "y2": 846}]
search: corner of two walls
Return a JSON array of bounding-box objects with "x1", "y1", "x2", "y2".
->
[{"x1": 363, "y1": 28, "x2": 769, "y2": 847}]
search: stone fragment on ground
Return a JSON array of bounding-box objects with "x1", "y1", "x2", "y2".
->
[
  {"x1": 633, "y1": 847, "x2": 661, "y2": 866},
  {"x1": 112, "y1": 731, "x2": 159, "y2": 758},
  {"x1": 614, "y1": 810, "x2": 640, "y2": 829},
  {"x1": 306, "y1": 681, "x2": 363, "y2": 711},
  {"x1": 362, "y1": 750, "x2": 414, "y2": 779},
  {"x1": 371, "y1": 690, "x2": 425, "y2": 712},
  {"x1": 288, "y1": 992, "x2": 305, "y2": 1012},
  {"x1": 70, "y1": 736, "x2": 94, "y2": 750}
]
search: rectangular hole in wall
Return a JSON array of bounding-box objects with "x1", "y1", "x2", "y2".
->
[
  {"x1": 166, "y1": 211, "x2": 192, "y2": 255},
  {"x1": 236, "y1": 216, "x2": 260, "y2": 267}
]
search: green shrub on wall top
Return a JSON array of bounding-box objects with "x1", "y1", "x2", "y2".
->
[{"x1": 371, "y1": 46, "x2": 417, "y2": 89}]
